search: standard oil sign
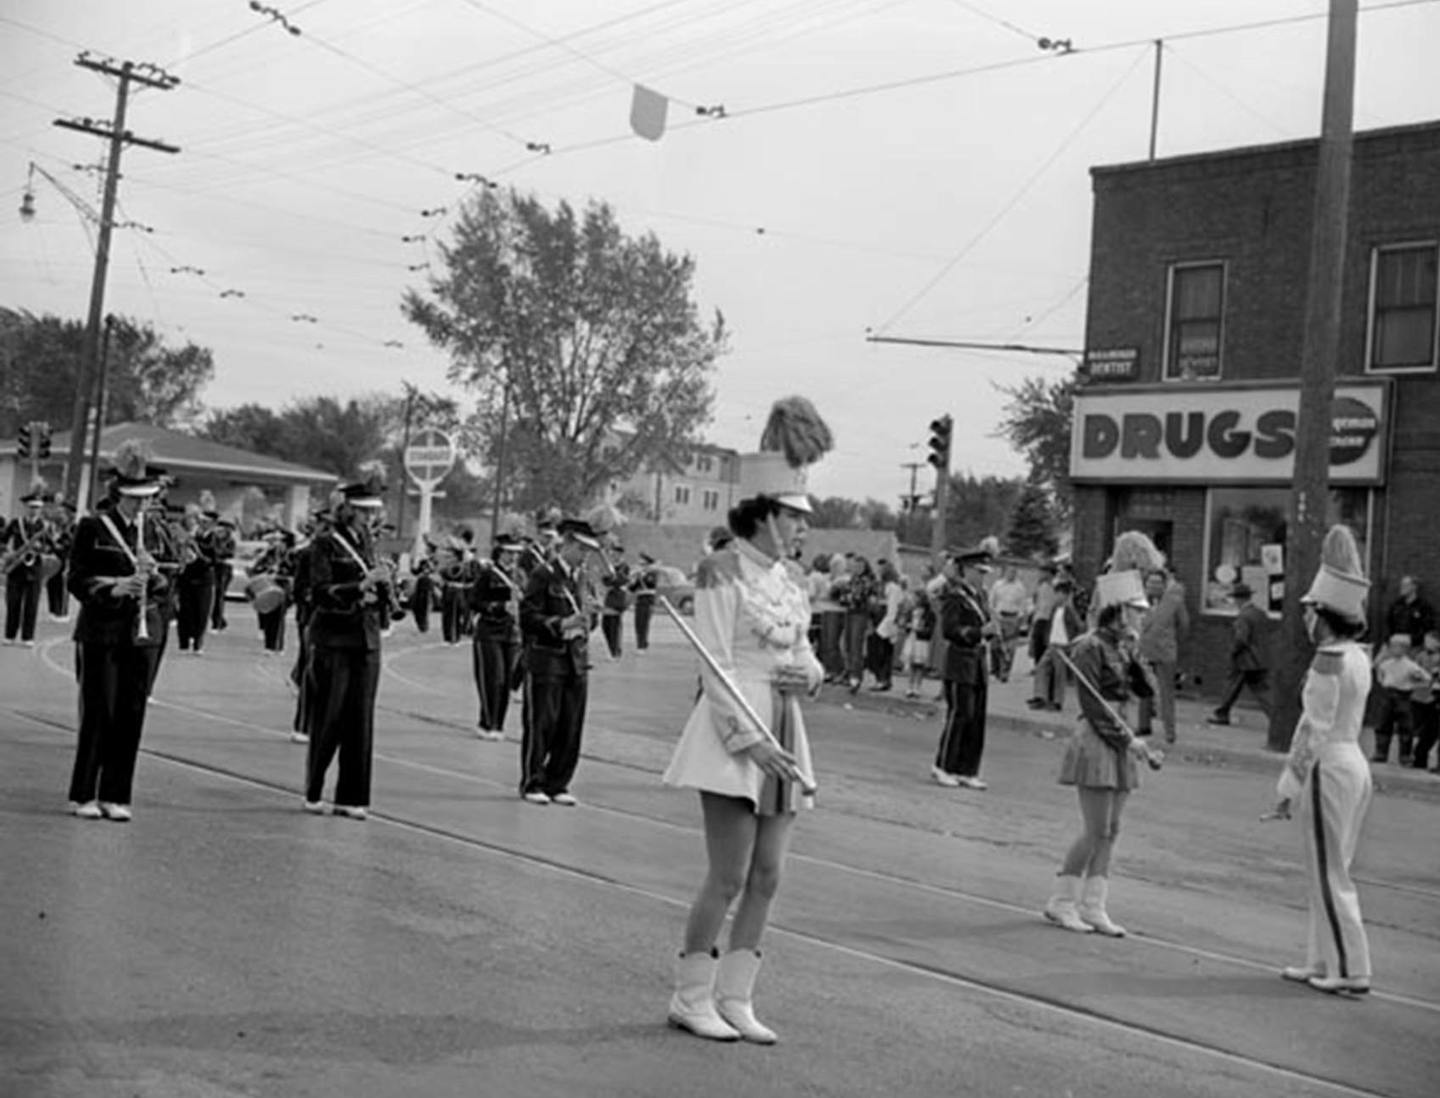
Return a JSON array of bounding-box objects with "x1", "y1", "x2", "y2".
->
[{"x1": 1069, "y1": 381, "x2": 1389, "y2": 485}]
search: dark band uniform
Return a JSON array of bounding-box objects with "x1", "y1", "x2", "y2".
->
[
  {"x1": 66, "y1": 501, "x2": 171, "y2": 809},
  {"x1": 935, "y1": 552, "x2": 992, "y2": 782},
  {"x1": 519, "y1": 541, "x2": 594, "y2": 800},
  {"x1": 304, "y1": 522, "x2": 383, "y2": 810},
  {"x1": 209, "y1": 520, "x2": 237, "y2": 630},
  {"x1": 630, "y1": 559, "x2": 659, "y2": 650},
  {"x1": 176, "y1": 522, "x2": 218, "y2": 653},
  {"x1": 3, "y1": 500, "x2": 50, "y2": 643},
  {"x1": 469, "y1": 548, "x2": 523, "y2": 735}
]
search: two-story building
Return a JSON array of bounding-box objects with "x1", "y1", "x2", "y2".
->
[
  {"x1": 1070, "y1": 121, "x2": 1439, "y2": 692},
  {"x1": 609, "y1": 441, "x2": 743, "y2": 525}
]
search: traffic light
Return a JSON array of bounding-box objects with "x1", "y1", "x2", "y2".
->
[
  {"x1": 16, "y1": 422, "x2": 31, "y2": 460},
  {"x1": 37, "y1": 422, "x2": 51, "y2": 460},
  {"x1": 926, "y1": 415, "x2": 952, "y2": 470}
]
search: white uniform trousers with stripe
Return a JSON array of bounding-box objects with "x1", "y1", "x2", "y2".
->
[{"x1": 1297, "y1": 745, "x2": 1372, "y2": 981}]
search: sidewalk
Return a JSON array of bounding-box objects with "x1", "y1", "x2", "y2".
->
[{"x1": 817, "y1": 660, "x2": 1440, "y2": 803}]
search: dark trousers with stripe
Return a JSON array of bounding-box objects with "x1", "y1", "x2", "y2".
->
[
  {"x1": 259, "y1": 605, "x2": 286, "y2": 652},
  {"x1": 210, "y1": 565, "x2": 232, "y2": 628},
  {"x1": 305, "y1": 647, "x2": 379, "y2": 807},
  {"x1": 520, "y1": 672, "x2": 587, "y2": 796},
  {"x1": 936, "y1": 677, "x2": 987, "y2": 778},
  {"x1": 633, "y1": 597, "x2": 654, "y2": 650},
  {"x1": 68, "y1": 641, "x2": 162, "y2": 805},
  {"x1": 4, "y1": 571, "x2": 42, "y2": 641},
  {"x1": 47, "y1": 568, "x2": 69, "y2": 617},
  {"x1": 1298, "y1": 757, "x2": 1372, "y2": 980},
  {"x1": 176, "y1": 582, "x2": 213, "y2": 651},
  {"x1": 473, "y1": 634, "x2": 518, "y2": 731}
]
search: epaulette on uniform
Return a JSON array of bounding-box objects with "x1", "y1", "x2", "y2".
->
[
  {"x1": 1311, "y1": 648, "x2": 1345, "y2": 676},
  {"x1": 696, "y1": 547, "x2": 742, "y2": 589}
]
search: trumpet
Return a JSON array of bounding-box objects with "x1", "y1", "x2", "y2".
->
[{"x1": 2, "y1": 526, "x2": 51, "y2": 575}]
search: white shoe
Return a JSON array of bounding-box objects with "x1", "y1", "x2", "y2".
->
[
  {"x1": 714, "y1": 950, "x2": 778, "y2": 1044},
  {"x1": 957, "y1": 775, "x2": 988, "y2": 790},
  {"x1": 290, "y1": 732, "x2": 310, "y2": 744},
  {"x1": 475, "y1": 729, "x2": 505, "y2": 741},
  {"x1": 302, "y1": 800, "x2": 326, "y2": 814},
  {"x1": 333, "y1": 805, "x2": 368, "y2": 820},
  {"x1": 668, "y1": 951, "x2": 740, "y2": 1042},
  {"x1": 550, "y1": 792, "x2": 578, "y2": 807},
  {"x1": 99, "y1": 802, "x2": 132, "y2": 822},
  {"x1": 1307, "y1": 974, "x2": 1370, "y2": 994},
  {"x1": 72, "y1": 801, "x2": 103, "y2": 820},
  {"x1": 20, "y1": 640, "x2": 35, "y2": 649},
  {"x1": 930, "y1": 765, "x2": 961, "y2": 788},
  {"x1": 522, "y1": 791, "x2": 550, "y2": 805},
  {"x1": 1043, "y1": 875, "x2": 1094, "y2": 933},
  {"x1": 1078, "y1": 876, "x2": 1127, "y2": 937},
  {"x1": 1281, "y1": 965, "x2": 1324, "y2": 983}
]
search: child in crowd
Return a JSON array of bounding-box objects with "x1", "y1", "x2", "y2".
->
[
  {"x1": 1370, "y1": 634, "x2": 1433, "y2": 765},
  {"x1": 901, "y1": 580, "x2": 936, "y2": 699},
  {"x1": 1408, "y1": 631, "x2": 1440, "y2": 771}
]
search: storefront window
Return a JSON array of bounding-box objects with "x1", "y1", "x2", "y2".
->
[{"x1": 1202, "y1": 486, "x2": 1370, "y2": 616}]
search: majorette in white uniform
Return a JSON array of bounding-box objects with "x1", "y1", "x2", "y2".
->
[
  {"x1": 662, "y1": 538, "x2": 821, "y2": 813},
  {"x1": 1276, "y1": 524, "x2": 1374, "y2": 994}
]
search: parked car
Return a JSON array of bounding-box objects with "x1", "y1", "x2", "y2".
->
[
  {"x1": 225, "y1": 539, "x2": 270, "y2": 601},
  {"x1": 652, "y1": 565, "x2": 695, "y2": 615}
]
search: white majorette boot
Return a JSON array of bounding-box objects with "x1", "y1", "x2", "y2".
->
[
  {"x1": 1078, "y1": 876, "x2": 1127, "y2": 938},
  {"x1": 715, "y1": 949, "x2": 778, "y2": 1045},
  {"x1": 668, "y1": 950, "x2": 740, "y2": 1041},
  {"x1": 1043, "y1": 874, "x2": 1094, "y2": 933}
]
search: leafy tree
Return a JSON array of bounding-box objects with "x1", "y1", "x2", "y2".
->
[
  {"x1": 0, "y1": 308, "x2": 214, "y2": 433},
  {"x1": 809, "y1": 496, "x2": 862, "y2": 529},
  {"x1": 402, "y1": 189, "x2": 725, "y2": 514},
  {"x1": 1006, "y1": 480, "x2": 1060, "y2": 559},
  {"x1": 993, "y1": 371, "x2": 1079, "y2": 522},
  {"x1": 943, "y1": 473, "x2": 1025, "y2": 549}
]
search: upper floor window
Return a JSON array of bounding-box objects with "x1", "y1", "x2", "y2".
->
[
  {"x1": 674, "y1": 485, "x2": 691, "y2": 505},
  {"x1": 702, "y1": 489, "x2": 719, "y2": 511},
  {"x1": 1163, "y1": 261, "x2": 1225, "y2": 380},
  {"x1": 1368, "y1": 242, "x2": 1438, "y2": 373},
  {"x1": 695, "y1": 455, "x2": 714, "y2": 474}
]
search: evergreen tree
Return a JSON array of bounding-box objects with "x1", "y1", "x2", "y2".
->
[{"x1": 1006, "y1": 481, "x2": 1060, "y2": 559}]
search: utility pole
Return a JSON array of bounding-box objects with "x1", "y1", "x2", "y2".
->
[
  {"x1": 1269, "y1": 0, "x2": 1358, "y2": 752},
  {"x1": 900, "y1": 461, "x2": 923, "y2": 543},
  {"x1": 55, "y1": 54, "x2": 180, "y2": 506},
  {"x1": 85, "y1": 315, "x2": 116, "y2": 507},
  {"x1": 396, "y1": 381, "x2": 418, "y2": 542},
  {"x1": 1148, "y1": 39, "x2": 1164, "y2": 160}
]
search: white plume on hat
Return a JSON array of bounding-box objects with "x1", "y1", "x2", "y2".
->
[
  {"x1": 740, "y1": 396, "x2": 834, "y2": 513},
  {"x1": 1303, "y1": 524, "x2": 1368, "y2": 624}
]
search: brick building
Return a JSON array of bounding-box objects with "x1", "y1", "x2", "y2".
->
[{"x1": 1070, "y1": 121, "x2": 1440, "y2": 694}]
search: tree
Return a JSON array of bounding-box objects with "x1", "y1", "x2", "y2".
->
[
  {"x1": 1006, "y1": 481, "x2": 1060, "y2": 559},
  {"x1": 942, "y1": 473, "x2": 1025, "y2": 550},
  {"x1": 402, "y1": 189, "x2": 725, "y2": 514},
  {"x1": 0, "y1": 308, "x2": 214, "y2": 433},
  {"x1": 992, "y1": 371, "x2": 1079, "y2": 522},
  {"x1": 809, "y1": 496, "x2": 862, "y2": 529}
]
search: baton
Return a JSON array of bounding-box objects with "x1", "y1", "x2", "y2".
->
[
  {"x1": 1052, "y1": 645, "x2": 1163, "y2": 771},
  {"x1": 656, "y1": 594, "x2": 818, "y2": 796}
]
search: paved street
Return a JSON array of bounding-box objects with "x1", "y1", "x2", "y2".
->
[{"x1": 3, "y1": 612, "x2": 1438, "y2": 1098}]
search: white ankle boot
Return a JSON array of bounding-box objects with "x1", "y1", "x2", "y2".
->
[
  {"x1": 715, "y1": 950, "x2": 778, "y2": 1044},
  {"x1": 1078, "y1": 876, "x2": 1127, "y2": 937},
  {"x1": 668, "y1": 951, "x2": 740, "y2": 1041},
  {"x1": 1043, "y1": 874, "x2": 1093, "y2": 933}
]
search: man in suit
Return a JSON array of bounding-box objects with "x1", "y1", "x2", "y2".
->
[
  {"x1": 3, "y1": 489, "x2": 51, "y2": 646},
  {"x1": 932, "y1": 546, "x2": 998, "y2": 790},
  {"x1": 518, "y1": 517, "x2": 600, "y2": 806},
  {"x1": 1207, "y1": 582, "x2": 1272, "y2": 726}
]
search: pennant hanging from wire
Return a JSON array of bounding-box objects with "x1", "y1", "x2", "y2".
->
[{"x1": 630, "y1": 85, "x2": 668, "y2": 141}]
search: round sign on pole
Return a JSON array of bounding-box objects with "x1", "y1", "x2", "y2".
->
[{"x1": 403, "y1": 428, "x2": 457, "y2": 487}]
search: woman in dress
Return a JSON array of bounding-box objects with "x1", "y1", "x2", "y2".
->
[
  {"x1": 1268, "y1": 525, "x2": 1374, "y2": 994},
  {"x1": 1042, "y1": 568, "x2": 1162, "y2": 936},
  {"x1": 663, "y1": 397, "x2": 831, "y2": 1045}
]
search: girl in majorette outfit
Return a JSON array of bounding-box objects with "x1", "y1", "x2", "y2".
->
[
  {"x1": 662, "y1": 397, "x2": 831, "y2": 1045},
  {"x1": 1266, "y1": 525, "x2": 1375, "y2": 995}
]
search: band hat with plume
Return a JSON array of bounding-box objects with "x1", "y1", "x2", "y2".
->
[
  {"x1": 107, "y1": 439, "x2": 162, "y2": 497},
  {"x1": 339, "y1": 459, "x2": 388, "y2": 508},
  {"x1": 198, "y1": 489, "x2": 219, "y2": 519},
  {"x1": 21, "y1": 478, "x2": 48, "y2": 504},
  {"x1": 1302, "y1": 524, "x2": 1369, "y2": 624},
  {"x1": 738, "y1": 396, "x2": 835, "y2": 514}
]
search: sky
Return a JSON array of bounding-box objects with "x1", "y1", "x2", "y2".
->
[{"x1": 2, "y1": 0, "x2": 1438, "y2": 508}]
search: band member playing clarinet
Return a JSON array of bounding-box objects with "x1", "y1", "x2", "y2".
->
[
  {"x1": 302, "y1": 479, "x2": 388, "y2": 819},
  {"x1": 469, "y1": 535, "x2": 524, "y2": 741},
  {"x1": 65, "y1": 440, "x2": 169, "y2": 822},
  {"x1": 3, "y1": 486, "x2": 52, "y2": 646},
  {"x1": 518, "y1": 518, "x2": 600, "y2": 805}
]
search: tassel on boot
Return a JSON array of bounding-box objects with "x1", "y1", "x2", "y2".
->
[
  {"x1": 667, "y1": 950, "x2": 740, "y2": 1041},
  {"x1": 1043, "y1": 874, "x2": 1093, "y2": 933},
  {"x1": 715, "y1": 950, "x2": 778, "y2": 1045},
  {"x1": 1078, "y1": 876, "x2": 1127, "y2": 937}
]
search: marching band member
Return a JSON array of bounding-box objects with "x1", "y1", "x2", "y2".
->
[
  {"x1": 250, "y1": 529, "x2": 295, "y2": 654},
  {"x1": 65, "y1": 441, "x2": 170, "y2": 822},
  {"x1": 303, "y1": 479, "x2": 388, "y2": 818},
  {"x1": 631, "y1": 552, "x2": 659, "y2": 652},
  {"x1": 438, "y1": 538, "x2": 470, "y2": 644},
  {"x1": 3, "y1": 485, "x2": 52, "y2": 646},
  {"x1": 288, "y1": 508, "x2": 327, "y2": 745},
  {"x1": 663, "y1": 396, "x2": 831, "y2": 1045},
  {"x1": 408, "y1": 544, "x2": 435, "y2": 634},
  {"x1": 599, "y1": 548, "x2": 631, "y2": 659},
  {"x1": 45, "y1": 498, "x2": 77, "y2": 623},
  {"x1": 469, "y1": 535, "x2": 525, "y2": 740},
  {"x1": 209, "y1": 516, "x2": 238, "y2": 632},
  {"x1": 518, "y1": 518, "x2": 601, "y2": 805},
  {"x1": 175, "y1": 494, "x2": 220, "y2": 655},
  {"x1": 1269, "y1": 525, "x2": 1376, "y2": 995}
]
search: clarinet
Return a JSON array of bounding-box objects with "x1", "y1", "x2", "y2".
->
[{"x1": 135, "y1": 507, "x2": 151, "y2": 642}]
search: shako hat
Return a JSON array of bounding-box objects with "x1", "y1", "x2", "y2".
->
[
  {"x1": 1095, "y1": 569, "x2": 1150, "y2": 609},
  {"x1": 557, "y1": 517, "x2": 602, "y2": 550},
  {"x1": 106, "y1": 439, "x2": 163, "y2": 498},
  {"x1": 949, "y1": 545, "x2": 994, "y2": 572},
  {"x1": 738, "y1": 396, "x2": 834, "y2": 515},
  {"x1": 1302, "y1": 524, "x2": 1368, "y2": 625}
]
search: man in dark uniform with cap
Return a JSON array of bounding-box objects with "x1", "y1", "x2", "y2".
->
[
  {"x1": 631, "y1": 552, "x2": 660, "y2": 651},
  {"x1": 932, "y1": 546, "x2": 997, "y2": 790},
  {"x1": 209, "y1": 516, "x2": 238, "y2": 631},
  {"x1": 518, "y1": 517, "x2": 600, "y2": 805},
  {"x1": 469, "y1": 535, "x2": 525, "y2": 740},
  {"x1": 3, "y1": 488, "x2": 52, "y2": 646}
]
